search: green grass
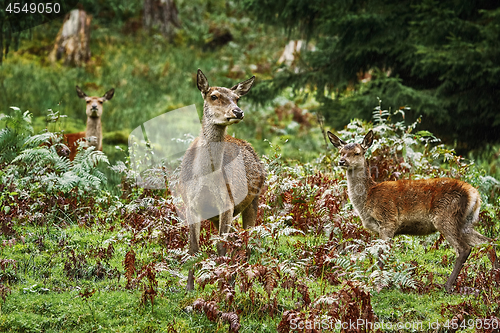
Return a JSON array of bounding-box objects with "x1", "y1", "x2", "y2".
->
[{"x1": 2, "y1": 221, "x2": 498, "y2": 332}]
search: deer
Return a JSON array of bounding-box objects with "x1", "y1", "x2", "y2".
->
[
  {"x1": 327, "y1": 130, "x2": 498, "y2": 292},
  {"x1": 64, "y1": 86, "x2": 114, "y2": 160},
  {"x1": 180, "y1": 69, "x2": 266, "y2": 291}
]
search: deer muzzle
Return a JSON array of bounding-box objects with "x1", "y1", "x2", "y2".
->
[
  {"x1": 232, "y1": 108, "x2": 244, "y2": 119},
  {"x1": 90, "y1": 106, "x2": 99, "y2": 117}
]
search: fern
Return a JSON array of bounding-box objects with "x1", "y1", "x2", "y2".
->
[
  {"x1": 0, "y1": 107, "x2": 34, "y2": 164},
  {"x1": 249, "y1": 218, "x2": 304, "y2": 254},
  {"x1": 23, "y1": 132, "x2": 58, "y2": 147},
  {"x1": 341, "y1": 239, "x2": 417, "y2": 291},
  {"x1": 4, "y1": 125, "x2": 109, "y2": 196}
]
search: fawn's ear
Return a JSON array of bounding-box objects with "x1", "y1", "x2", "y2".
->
[
  {"x1": 197, "y1": 69, "x2": 210, "y2": 95},
  {"x1": 76, "y1": 86, "x2": 87, "y2": 99},
  {"x1": 103, "y1": 88, "x2": 115, "y2": 101},
  {"x1": 361, "y1": 130, "x2": 374, "y2": 150},
  {"x1": 327, "y1": 131, "x2": 346, "y2": 150},
  {"x1": 231, "y1": 76, "x2": 255, "y2": 97}
]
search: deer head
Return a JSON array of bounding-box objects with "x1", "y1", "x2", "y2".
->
[
  {"x1": 197, "y1": 69, "x2": 255, "y2": 126},
  {"x1": 76, "y1": 86, "x2": 115, "y2": 119},
  {"x1": 327, "y1": 130, "x2": 374, "y2": 170}
]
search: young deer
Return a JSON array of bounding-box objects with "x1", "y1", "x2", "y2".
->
[
  {"x1": 328, "y1": 130, "x2": 498, "y2": 292},
  {"x1": 180, "y1": 69, "x2": 266, "y2": 291},
  {"x1": 64, "y1": 86, "x2": 114, "y2": 160}
]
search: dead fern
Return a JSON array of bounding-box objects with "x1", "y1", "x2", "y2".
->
[
  {"x1": 192, "y1": 298, "x2": 241, "y2": 332},
  {"x1": 0, "y1": 283, "x2": 11, "y2": 303},
  {"x1": 136, "y1": 263, "x2": 158, "y2": 310},
  {"x1": 0, "y1": 259, "x2": 17, "y2": 272},
  {"x1": 124, "y1": 248, "x2": 136, "y2": 289}
]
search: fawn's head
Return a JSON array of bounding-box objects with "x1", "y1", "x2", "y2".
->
[
  {"x1": 328, "y1": 130, "x2": 374, "y2": 170},
  {"x1": 76, "y1": 86, "x2": 115, "y2": 119},
  {"x1": 197, "y1": 69, "x2": 255, "y2": 126}
]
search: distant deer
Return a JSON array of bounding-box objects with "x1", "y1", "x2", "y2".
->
[
  {"x1": 328, "y1": 130, "x2": 498, "y2": 292},
  {"x1": 180, "y1": 69, "x2": 266, "y2": 291},
  {"x1": 64, "y1": 86, "x2": 114, "y2": 160}
]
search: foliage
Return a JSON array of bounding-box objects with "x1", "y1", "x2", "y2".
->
[
  {"x1": 243, "y1": 0, "x2": 500, "y2": 151},
  {"x1": 0, "y1": 107, "x2": 34, "y2": 164},
  {"x1": 1, "y1": 107, "x2": 108, "y2": 195}
]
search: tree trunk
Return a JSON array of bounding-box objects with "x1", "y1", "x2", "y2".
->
[
  {"x1": 48, "y1": 9, "x2": 91, "y2": 66},
  {"x1": 143, "y1": 0, "x2": 181, "y2": 40}
]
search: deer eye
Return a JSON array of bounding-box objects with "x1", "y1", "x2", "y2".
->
[
  {"x1": 211, "y1": 95, "x2": 218, "y2": 100},
  {"x1": 355, "y1": 152, "x2": 361, "y2": 156}
]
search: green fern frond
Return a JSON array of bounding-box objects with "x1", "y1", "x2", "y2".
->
[
  {"x1": 12, "y1": 147, "x2": 54, "y2": 166},
  {"x1": 52, "y1": 154, "x2": 72, "y2": 172},
  {"x1": 23, "y1": 132, "x2": 58, "y2": 148}
]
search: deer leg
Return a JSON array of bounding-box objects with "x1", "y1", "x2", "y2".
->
[
  {"x1": 377, "y1": 225, "x2": 395, "y2": 269},
  {"x1": 242, "y1": 196, "x2": 258, "y2": 229},
  {"x1": 187, "y1": 270, "x2": 195, "y2": 291},
  {"x1": 464, "y1": 230, "x2": 499, "y2": 269},
  {"x1": 217, "y1": 209, "x2": 234, "y2": 257},
  {"x1": 440, "y1": 222, "x2": 473, "y2": 293},
  {"x1": 445, "y1": 245, "x2": 471, "y2": 293},
  {"x1": 186, "y1": 211, "x2": 201, "y2": 291},
  {"x1": 242, "y1": 196, "x2": 259, "y2": 259}
]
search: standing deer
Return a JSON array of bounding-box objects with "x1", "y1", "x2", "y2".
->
[
  {"x1": 327, "y1": 130, "x2": 498, "y2": 292},
  {"x1": 180, "y1": 69, "x2": 266, "y2": 291},
  {"x1": 64, "y1": 86, "x2": 114, "y2": 160}
]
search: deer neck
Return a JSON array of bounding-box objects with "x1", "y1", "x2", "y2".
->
[
  {"x1": 345, "y1": 161, "x2": 375, "y2": 216},
  {"x1": 199, "y1": 105, "x2": 227, "y2": 171},
  {"x1": 85, "y1": 116, "x2": 102, "y2": 149}
]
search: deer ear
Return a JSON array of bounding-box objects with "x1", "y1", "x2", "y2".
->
[
  {"x1": 76, "y1": 86, "x2": 87, "y2": 99},
  {"x1": 231, "y1": 76, "x2": 255, "y2": 97},
  {"x1": 361, "y1": 130, "x2": 374, "y2": 150},
  {"x1": 103, "y1": 88, "x2": 115, "y2": 101},
  {"x1": 197, "y1": 69, "x2": 210, "y2": 94},
  {"x1": 327, "y1": 131, "x2": 346, "y2": 149}
]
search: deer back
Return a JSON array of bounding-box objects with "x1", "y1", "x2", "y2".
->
[{"x1": 365, "y1": 178, "x2": 479, "y2": 236}]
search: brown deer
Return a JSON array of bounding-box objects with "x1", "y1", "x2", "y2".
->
[
  {"x1": 327, "y1": 130, "x2": 498, "y2": 292},
  {"x1": 64, "y1": 86, "x2": 114, "y2": 160},
  {"x1": 180, "y1": 69, "x2": 266, "y2": 291}
]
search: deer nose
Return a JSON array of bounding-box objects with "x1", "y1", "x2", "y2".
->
[
  {"x1": 338, "y1": 159, "x2": 347, "y2": 167},
  {"x1": 233, "y1": 108, "x2": 244, "y2": 119}
]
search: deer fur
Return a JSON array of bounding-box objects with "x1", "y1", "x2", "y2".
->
[
  {"x1": 328, "y1": 130, "x2": 498, "y2": 292},
  {"x1": 64, "y1": 86, "x2": 114, "y2": 160},
  {"x1": 180, "y1": 69, "x2": 266, "y2": 291}
]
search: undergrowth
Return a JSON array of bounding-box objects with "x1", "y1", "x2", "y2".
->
[{"x1": 0, "y1": 102, "x2": 499, "y2": 332}]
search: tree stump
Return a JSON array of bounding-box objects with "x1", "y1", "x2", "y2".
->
[
  {"x1": 143, "y1": 0, "x2": 181, "y2": 40},
  {"x1": 48, "y1": 9, "x2": 91, "y2": 66}
]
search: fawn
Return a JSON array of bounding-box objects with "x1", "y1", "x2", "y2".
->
[
  {"x1": 64, "y1": 86, "x2": 114, "y2": 160},
  {"x1": 328, "y1": 130, "x2": 498, "y2": 292},
  {"x1": 180, "y1": 69, "x2": 266, "y2": 291}
]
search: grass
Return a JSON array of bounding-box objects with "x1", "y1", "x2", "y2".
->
[{"x1": 1, "y1": 186, "x2": 498, "y2": 332}]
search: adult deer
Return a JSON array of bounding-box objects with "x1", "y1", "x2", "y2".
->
[
  {"x1": 327, "y1": 130, "x2": 498, "y2": 292},
  {"x1": 64, "y1": 86, "x2": 114, "y2": 160},
  {"x1": 180, "y1": 69, "x2": 266, "y2": 291}
]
